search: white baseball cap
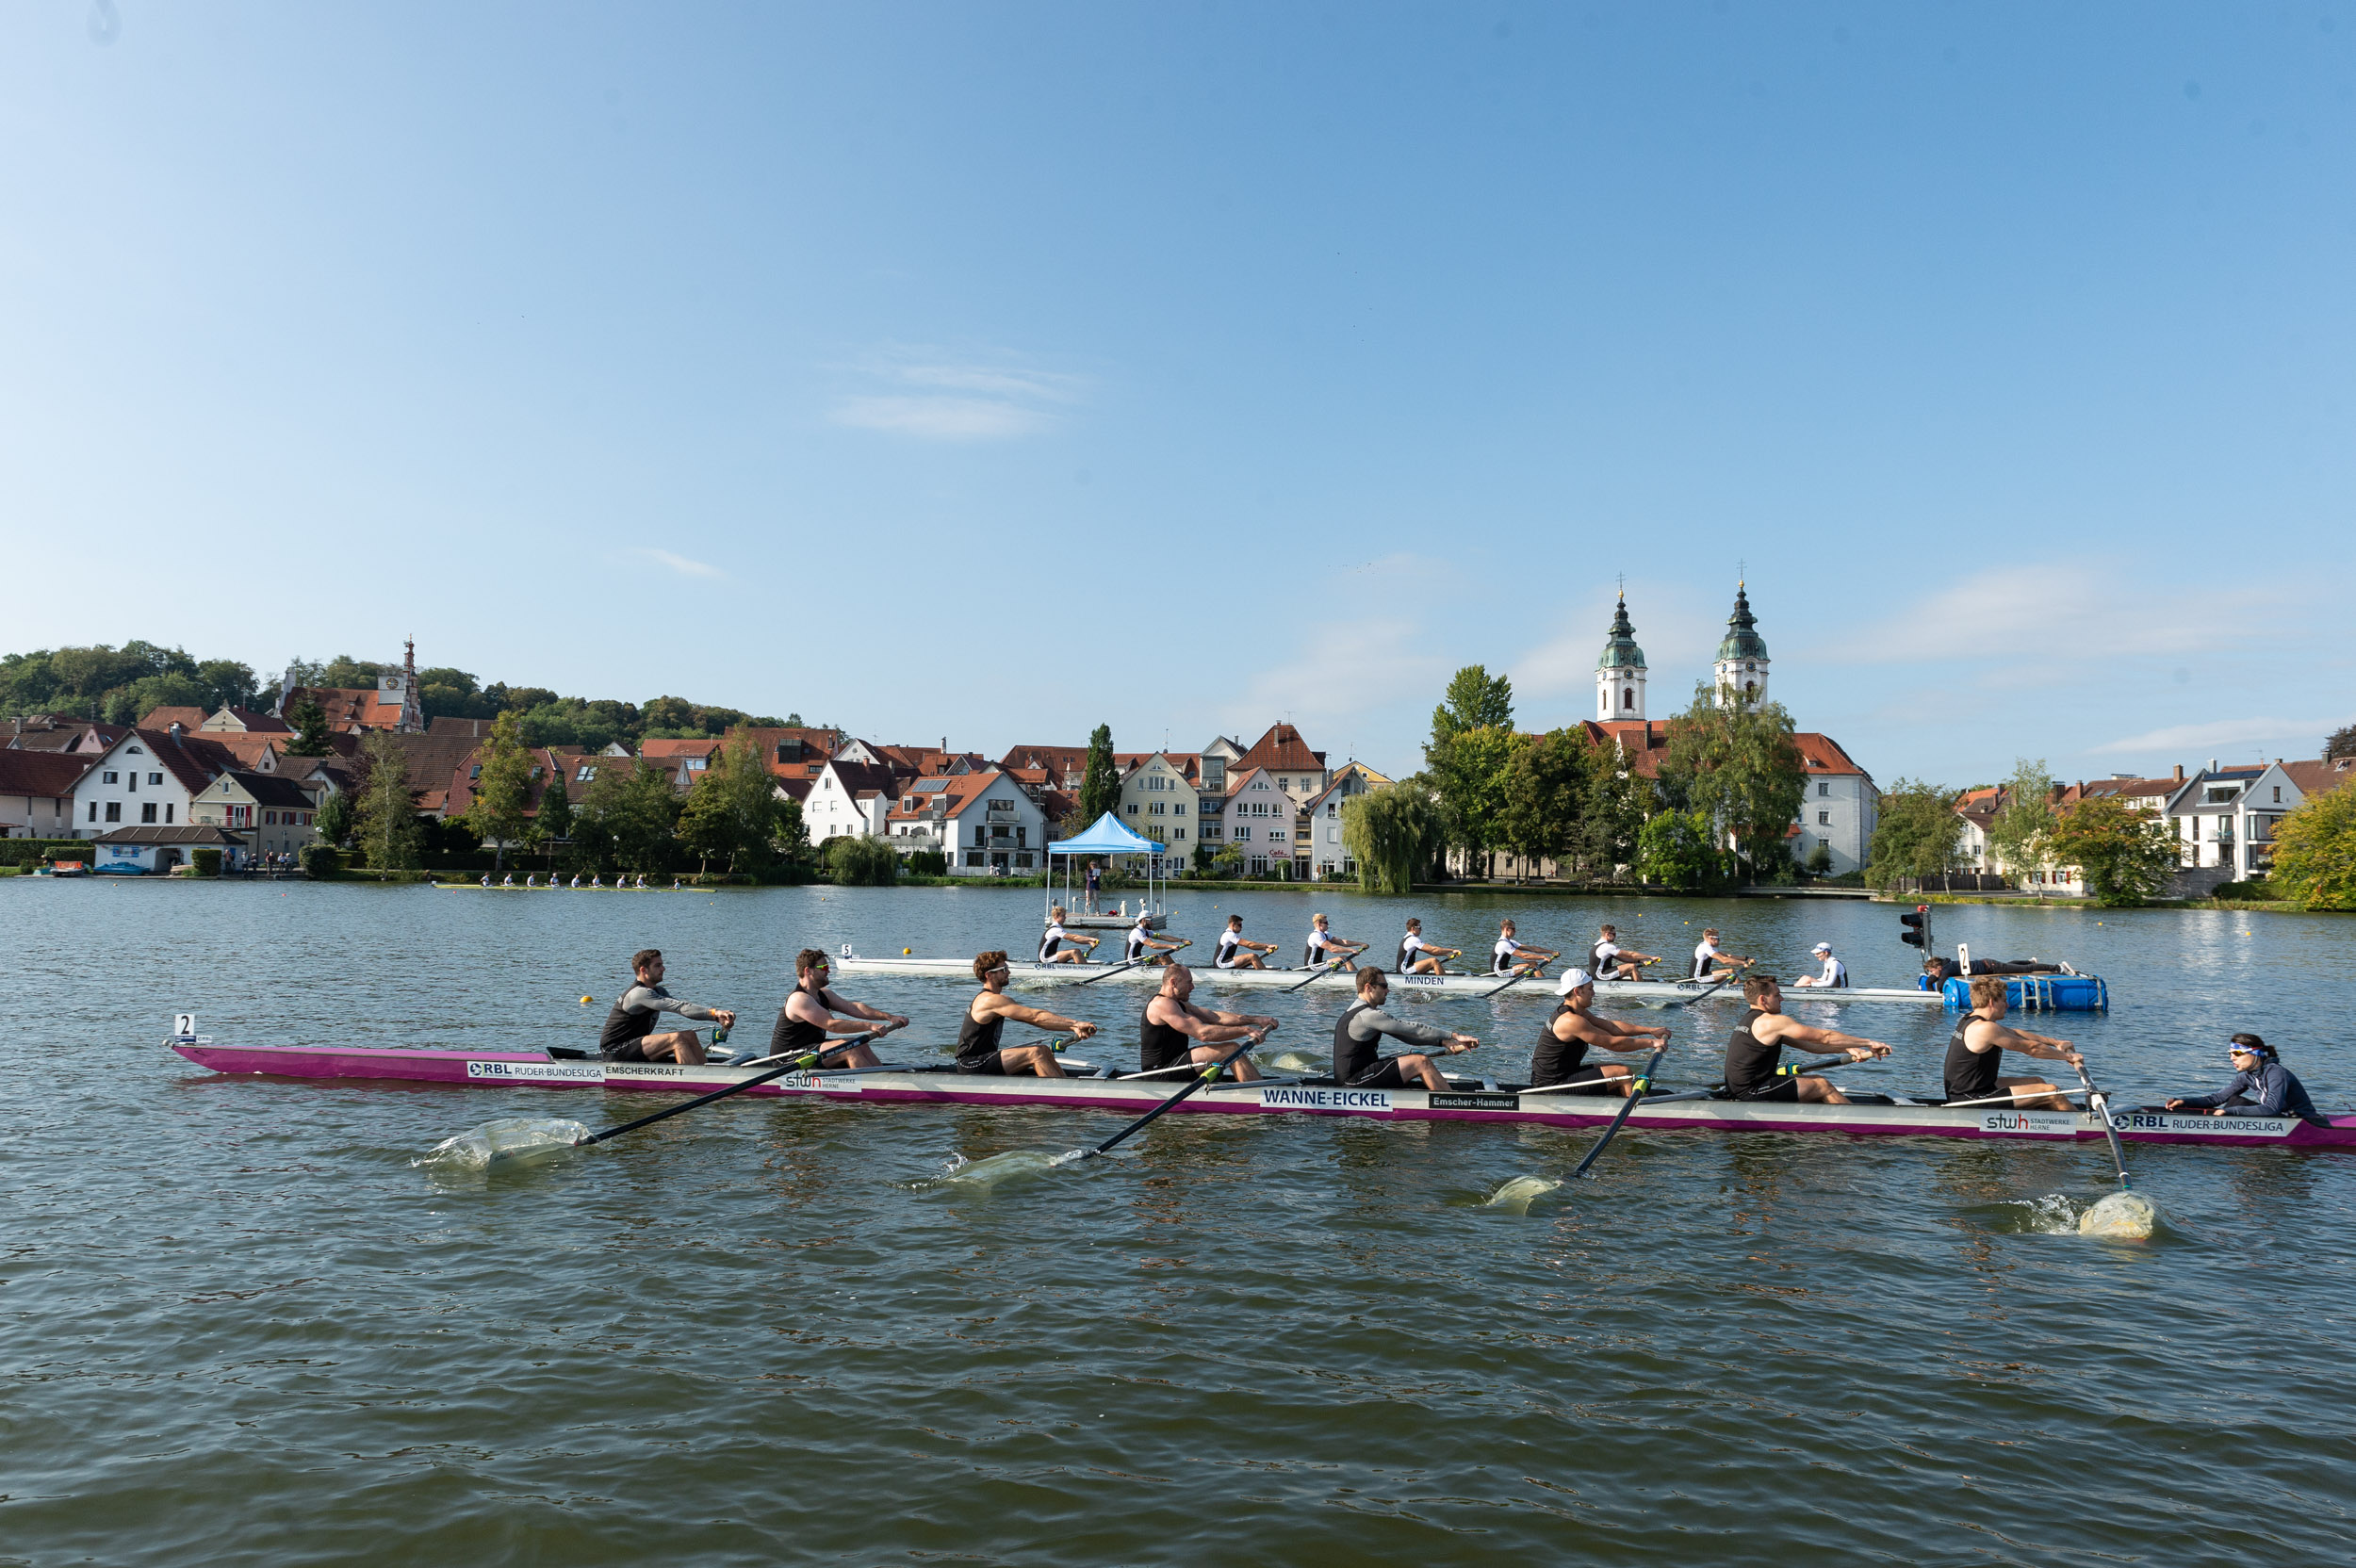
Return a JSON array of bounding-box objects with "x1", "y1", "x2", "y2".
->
[
  {"x1": 1558, "y1": 969, "x2": 1597, "y2": 994},
  {"x1": 1810, "y1": 942, "x2": 1832, "y2": 954}
]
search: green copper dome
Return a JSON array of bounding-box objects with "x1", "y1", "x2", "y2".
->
[
  {"x1": 1716, "y1": 584, "x2": 1768, "y2": 662},
  {"x1": 1596, "y1": 595, "x2": 1646, "y2": 671}
]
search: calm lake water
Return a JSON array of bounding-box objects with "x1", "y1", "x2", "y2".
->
[{"x1": 7, "y1": 880, "x2": 2354, "y2": 1565}]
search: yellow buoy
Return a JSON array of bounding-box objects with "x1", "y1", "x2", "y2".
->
[
  {"x1": 903, "y1": 947, "x2": 912, "y2": 955},
  {"x1": 581, "y1": 996, "x2": 593, "y2": 1005}
]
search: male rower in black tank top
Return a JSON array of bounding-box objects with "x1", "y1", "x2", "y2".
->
[
  {"x1": 1942, "y1": 976, "x2": 2080, "y2": 1110},
  {"x1": 598, "y1": 949, "x2": 736, "y2": 1064},
  {"x1": 1723, "y1": 973, "x2": 1890, "y2": 1104},
  {"x1": 769, "y1": 948, "x2": 908, "y2": 1070},
  {"x1": 957, "y1": 950, "x2": 1098, "y2": 1077},
  {"x1": 1138, "y1": 966, "x2": 1276, "y2": 1079},
  {"x1": 1527, "y1": 969, "x2": 1672, "y2": 1095}
]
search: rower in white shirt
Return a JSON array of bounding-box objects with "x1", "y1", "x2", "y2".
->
[
  {"x1": 1791, "y1": 941, "x2": 1848, "y2": 988},
  {"x1": 1125, "y1": 912, "x2": 1183, "y2": 965},
  {"x1": 1690, "y1": 927, "x2": 1753, "y2": 981},
  {"x1": 1302, "y1": 912, "x2": 1366, "y2": 972},
  {"x1": 1492, "y1": 919, "x2": 1560, "y2": 977},
  {"x1": 1397, "y1": 918, "x2": 1463, "y2": 975},
  {"x1": 1215, "y1": 914, "x2": 1277, "y2": 971},
  {"x1": 1039, "y1": 906, "x2": 1098, "y2": 966}
]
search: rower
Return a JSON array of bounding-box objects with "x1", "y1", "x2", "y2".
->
[
  {"x1": 1302, "y1": 912, "x2": 1366, "y2": 972},
  {"x1": 767, "y1": 948, "x2": 909, "y2": 1070},
  {"x1": 599, "y1": 948, "x2": 737, "y2": 1065},
  {"x1": 1529, "y1": 970, "x2": 1671, "y2": 1096},
  {"x1": 1589, "y1": 924, "x2": 1659, "y2": 982},
  {"x1": 1791, "y1": 941, "x2": 1848, "y2": 988},
  {"x1": 1125, "y1": 911, "x2": 1183, "y2": 965},
  {"x1": 1215, "y1": 914, "x2": 1276, "y2": 971},
  {"x1": 1942, "y1": 976, "x2": 2082, "y2": 1111},
  {"x1": 1493, "y1": 920, "x2": 1558, "y2": 977},
  {"x1": 959, "y1": 951, "x2": 1097, "y2": 1076},
  {"x1": 1397, "y1": 918, "x2": 1461, "y2": 975},
  {"x1": 1039, "y1": 906, "x2": 1098, "y2": 966},
  {"x1": 481, "y1": 874, "x2": 492, "y2": 888},
  {"x1": 1139, "y1": 966, "x2": 1275, "y2": 1081},
  {"x1": 2165, "y1": 1034, "x2": 2327, "y2": 1124},
  {"x1": 1333, "y1": 967, "x2": 1481, "y2": 1091},
  {"x1": 1725, "y1": 973, "x2": 1890, "y2": 1104},
  {"x1": 1690, "y1": 927, "x2": 1751, "y2": 981}
]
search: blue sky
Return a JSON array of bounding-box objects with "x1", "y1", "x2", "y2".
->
[{"x1": 4, "y1": 3, "x2": 2349, "y2": 787}]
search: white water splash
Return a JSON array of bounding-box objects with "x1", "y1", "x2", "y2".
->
[
  {"x1": 417, "y1": 1118, "x2": 589, "y2": 1171},
  {"x1": 1483, "y1": 1175, "x2": 1563, "y2": 1212},
  {"x1": 1265, "y1": 1050, "x2": 1324, "y2": 1075},
  {"x1": 2011, "y1": 1193, "x2": 2085, "y2": 1234},
  {"x1": 2078, "y1": 1190, "x2": 2159, "y2": 1239},
  {"x1": 937, "y1": 1150, "x2": 1067, "y2": 1187}
]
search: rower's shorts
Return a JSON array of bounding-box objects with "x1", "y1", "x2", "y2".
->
[
  {"x1": 1350, "y1": 1058, "x2": 1412, "y2": 1090},
  {"x1": 604, "y1": 1039, "x2": 651, "y2": 1063},
  {"x1": 957, "y1": 1053, "x2": 1008, "y2": 1076},
  {"x1": 1733, "y1": 1078, "x2": 1801, "y2": 1103}
]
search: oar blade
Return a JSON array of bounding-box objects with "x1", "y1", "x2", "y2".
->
[{"x1": 417, "y1": 1116, "x2": 590, "y2": 1172}]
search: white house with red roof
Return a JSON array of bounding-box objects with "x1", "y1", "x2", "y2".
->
[
  {"x1": 70, "y1": 728, "x2": 212, "y2": 838},
  {"x1": 1219, "y1": 766, "x2": 1304, "y2": 877},
  {"x1": 1791, "y1": 732, "x2": 1876, "y2": 876},
  {"x1": 807, "y1": 760, "x2": 903, "y2": 844},
  {"x1": 885, "y1": 769, "x2": 1051, "y2": 874}
]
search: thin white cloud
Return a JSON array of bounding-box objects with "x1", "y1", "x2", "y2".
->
[
  {"x1": 1814, "y1": 564, "x2": 2284, "y2": 666},
  {"x1": 2088, "y1": 717, "x2": 2343, "y2": 759},
  {"x1": 827, "y1": 347, "x2": 1087, "y2": 442},
  {"x1": 635, "y1": 548, "x2": 723, "y2": 580},
  {"x1": 1236, "y1": 616, "x2": 1454, "y2": 735}
]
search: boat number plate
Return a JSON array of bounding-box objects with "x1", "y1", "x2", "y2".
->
[
  {"x1": 466, "y1": 1060, "x2": 606, "y2": 1083},
  {"x1": 1259, "y1": 1086, "x2": 1394, "y2": 1115},
  {"x1": 1978, "y1": 1110, "x2": 2078, "y2": 1136}
]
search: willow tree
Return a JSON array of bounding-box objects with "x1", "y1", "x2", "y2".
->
[
  {"x1": 354, "y1": 731, "x2": 422, "y2": 870},
  {"x1": 1342, "y1": 779, "x2": 1448, "y2": 894},
  {"x1": 466, "y1": 710, "x2": 534, "y2": 871},
  {"x1": 1986, "y1": 758, "x2": 2055, "y2": 884}
]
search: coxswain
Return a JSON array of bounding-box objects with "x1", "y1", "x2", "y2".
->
[
  {"x1": 1125, "y1": 911, "x2": 1183, "y2": 965},
  {"x1": 1493, "y1": 920, "x2": 1558, "y2": 977},
  {"x1": 1302, "y1": 912, "x2": 1366, "y2": 972},
  {"x1": 1397, "y1": 918, "x2": 1462, "y2": 975},
  {"x1": 1039, "y1": 906, "x2": 1099, "y2": 966},
  {"x1": 1589, "y1": 924, "x2": 1660, "y2": 982},
  {"x1": 1791, "y1": 941, "x2": 1848, "y2": 988},
  {"x1": 2165, "y1": 1034, "x2": 2327, "y2": 1123},
  {"x1": 1690, "y1": 927, "x2": 1752, "y2": 981},
  {"x1": 1333, "y1": 968, "x2": 1480, "y2": 1090},
  {"x1": 766, "y1": 948, "x2": 909, "y2": 1070},
  {"x1": 958, "y1": 951, "x2": 1097, "y2": 1076},
  {"x1": 1725, "y1": 973, "x2": 1890, "y2": 1104},
  {"x1": 1528, "y1": 971, "x2": 1671, "y2": 1095},
  {"x1": 1215, "y1": 914, "x2": 1276, "y2": 970},
  {"x1": 599, "y1": 948, "x2": 737, "y2": 1065},
  {"x1": 1138, "y1": 966, "x2": 1275, "y2": 1081},
  {"x1": 1942, "y1": 976, "x2": 2082, "y2": 1111}
]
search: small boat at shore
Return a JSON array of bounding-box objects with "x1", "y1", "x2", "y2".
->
[
  {"x1": 168, "y1": 1038, "x2": 2355, "y2": 1151},
  {"x1": 833, "y1": 954, "x2": 1945, "y2": 1005}
]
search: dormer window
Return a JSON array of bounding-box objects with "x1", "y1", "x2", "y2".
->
[{"x1": 128, "y1": 745, "x2": 144, "y2": 755}]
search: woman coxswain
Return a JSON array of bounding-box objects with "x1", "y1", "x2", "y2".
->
[{"x1": 2165, "y1": 1034, "x2": 2326, "y2": 1124}]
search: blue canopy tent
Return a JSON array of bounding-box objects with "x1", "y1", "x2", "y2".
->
[{"x1": 1045, "y1": 812, "x2": 1167, "y2": 930}]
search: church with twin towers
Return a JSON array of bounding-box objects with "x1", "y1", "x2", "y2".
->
[{"x1": 1580, "y1": 582, "x2": 1879, "y2": 877}]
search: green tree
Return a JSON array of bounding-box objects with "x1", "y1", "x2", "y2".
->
[
  {"x1": 1577, "y1": 740, "x2": 1651, "y2": 879},
  {"x1": 1497, "y1": 727, "x2": 1593, "y2": 880},
  {"x1": 535, "y1": 760, "x2": 576, "y2": 858},
  {"x1": 314, "y1": 786, "x2": 355, "y2": 848},
  {"x1": 576, "y1": 760, "x2": 682, "y2": 873},
  {"x1": 2268, "y1": 784, "x2": 2356, "y2": 910},
  {"x1": 354, "y1": 732, "x2": 422, "y2": 870},
  {"x1": 1866, "y1": 779, "x2": 1965, "y2": 889},
  {"x1": 824, "y1": 835, "x2": 898, "y2": 886},
  {"x1": 285, "y1": 700, "x2": 332, "y2": 757},
  {"x1": 1656, "y1": 683, "x2": 1807, "y2": 877},
  {"x1": 1341, "y1": 779, "x2": 1448, "y2": 895},
  {"x1": 2045, "y1": 795, "x2": 2180, "y2": 906},
  {"x1": 1429, "y1": 664, "x2": 1514, "y2": 743},
  {"x1": 1077, "y1": 724, "x2": 1121, "y2": 823},
  {"x1": 677, "y1": 732, "x2": 788, "y2": 874},
  {"x1": 2324, "y1": 724, "x2": 2355, "y2": 763},
  {"x1": 1805, "y1": 840, "x2": 1835, "y2": 876},
  {"x1": 195, "y1": 660, "x2": 259, "y2": 710},
  {"x1": 464, "y1": 710, "x2": 534, "y2": 871},
  {"x1": 1426, "y1": 724, "x2": 1519, "y2": 876},
  {"x1": 1985, "y1": 758, "x2": 2055, "y2": 885},
  {"x1": 1636, "y1": 808, "x2": 1731, "y2": 891}
]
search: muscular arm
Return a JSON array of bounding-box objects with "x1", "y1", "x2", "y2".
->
[
  {"x1": 1970, "y1": 1020, "x2": 2081, "y2": 1066},
  {"x1": 1349, "y1": 1006, "x2": 1455, "y2": 1053},
  {"x1": 816, "y1": 988, "x2": 905, "y2": 1025},
  {"x1": 623, "y1": 985, "x2": 719, "y2": 1025},
  {"x1": 1189, "y1": 1001, "x2": 1278, "y2": 1031},
  {"x1": 1754, "y1": 1013, "x2": 1887, "y2": 1057},
  {"x1": 1564, "y1": 1014, "x2": 1669, "y2": 1051},
  {"x1": 975, "y1": 992, "x2": 1098, "y2": 1037},
  {"x1": 1153, "y1": 997, "x2": 1261, "y2": 1045}
]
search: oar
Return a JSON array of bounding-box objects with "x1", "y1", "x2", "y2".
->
[
  {"x1": 2070, "y1": 1061, "x2": 2133, "y2": 1189},
  {"x1": 1076, "y1": 1034, "x2": 1264, "y2": 1159},
  {"x1": 1076, "y1": 938, "x2": 1191, "y2": 986},
  {"x1": 1568, "y1": 1042, "x2": 1669, "y2": 1179},
  {"x1": 1280, "y1": 954, "x2": 1357, "y2": 994},
  {"x1": 1481, "y1": 958, "x2": 1555, "y2": 1000},
  {"x1": 1663, "y1": 974, "x2": 1737, "y2": 1009},
  {"x1": 575, "y1": 1036, "x2": 871, "y2": 1147}
]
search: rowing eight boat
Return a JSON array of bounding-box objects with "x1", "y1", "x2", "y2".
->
[
  {"x1": 831, "y1": 954, "x2": 1947, "y2": 1005},
  {"x1": 169, "y1": 1038, "x2": 2354, "y2": 1151}
]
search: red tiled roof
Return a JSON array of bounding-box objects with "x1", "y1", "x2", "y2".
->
[
  {"x1": 1236, "y1": 725, "x2": 1324, "y2": 775},
  {"x1": 639, "y1": 737, "x2": 726, "y2": 759},
  {"x1": 2282, "y1": 758, "x2": 2356, "y2": 799},
  {"x1": 0, "y1": 750, "x2": 93, "y2": 797},
  {"x1": 730, "y1": 726, "x2": 841, "y2": 781},
  {"x1": 1586, "y1": 719, "x2": 1671, "y2": 779},
  {"x1": 1791, "y1": 733, "x2": 1867, "y2": 777},
  {"x1": 130, "y1": 729, "x2": 221, "y2": 796},
  {"x1": 138, "y1": 707, "x2": 209, "y2": 731}
]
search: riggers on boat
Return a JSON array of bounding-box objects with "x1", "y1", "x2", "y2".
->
[
  {"x1": 167, "y1": 1038, "x2": 2356, "y2": 1151},
  {"x1": 831, "y1": 954, "x2": 1946, "y2": 1005}
]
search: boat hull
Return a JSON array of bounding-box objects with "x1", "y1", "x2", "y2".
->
[
  {"x1": 830, "y1": 956, "x2": 1943, "y2": 1004},
  {"x1": 170, "y1": 1042, "x2": 2356, "y2": 1150}
]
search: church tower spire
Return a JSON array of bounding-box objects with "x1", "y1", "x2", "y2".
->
[
  {"x1": 1595, "y1": 590, "x2": 1647, "y2": 722},
  {"x1": 1712, "y1": 581, "x2": 1769, "y2": 709}
]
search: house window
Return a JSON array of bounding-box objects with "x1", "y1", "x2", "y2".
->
[
  {"x1": 105, "y1": 803, "x2": 122, "y2": 822},
  {"x1": 1128, "y1": 804, "x2": 1138, "y2": 814},
  {"x1": 88, "y1": 803, "x2": 98, "y2": 822},
  {"x1": 1817, "y1": 811, "x2": 1830, "y2": 825},
  {"x1": 1328, "y1": 826, "x2": 1339, "y2": 842},
  {"x1": 149, "y1": 773, "x2": 162, "y2": 785},
  {"x1": 141, "y1": 804, "x2": 157, "y2": 824},
  {"x1": 577, "y1": 766, "x2": 596, "y2": 781},
  {"x1": 2274, "y1": 787, "x2": 2282, "y2": 802},
  {"x1": 469, "y1": 765, "x2": 482, "y2": 779},
  {"x1": 1235, "y1": 826, "x2": 1251, "y2": 842},
  {"x1": 1174, "y1": 827, "x2": 1186, "y2": 840},
  {"x1": 166, "y1": 806, "x2": 174, "y2": 824},
  {"x1": 965, "y1": 851, "x2": 985, "y2": 867},
  {"x1": 1622, "y1": 689, "x2": 1633, "y2": 710},
  {"x1": 104, "y1": 771, "x2": 119, "y2": 784},
  {"x1": 1818, "y1": 782, "x2": 1830, "y2": 797}
]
